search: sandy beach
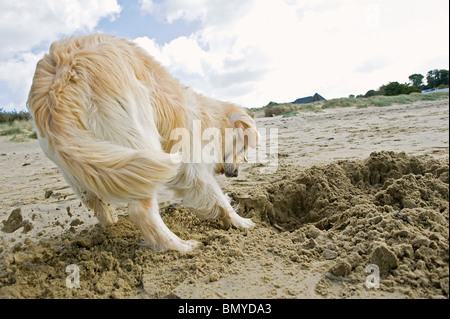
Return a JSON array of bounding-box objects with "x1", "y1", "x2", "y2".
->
[{"x1": 0, "y1": 99, "x2": 448, "y2": 298}]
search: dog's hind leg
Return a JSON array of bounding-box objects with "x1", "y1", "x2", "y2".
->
[
  {"x1": 79, "y1": 190, "x2": 118, "y2": 226},
  {"x1": 59, "y1": 168, "x2": 118, "y2": 226},
  {"x1": 128, "y1": 197, "x2": 200, "y2": 252},
  {"x1": 90, "y1": 197, "x2": 118, "y2": 226}
]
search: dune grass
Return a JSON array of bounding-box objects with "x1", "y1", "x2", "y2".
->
[
  {"x1": 322, "y1": 91, "x2": 448, "y2": 109},
  {"x1": 0, "y1": 109, "x2": 37, "y2": 142},
  {"x1": 263, "y1": 102, "x2": 322, "y2": 117},
  {"x1": 0, "y1": 120, "x2": 37, "y2": 142},
  {"x1": 260, "y1": 91, "x2": 448, "y2": 117},
  {"x1": 282, "y1": 110, "x2": 299, "y2": 117}
]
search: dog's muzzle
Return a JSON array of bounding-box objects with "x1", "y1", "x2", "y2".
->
[{"x1": 223, "y1": 163, "x2": 238, "y2": 178}]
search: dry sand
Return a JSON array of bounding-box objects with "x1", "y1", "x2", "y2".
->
[{"x1": 0, "y1": 99, "x2": 448, "y2": 299}]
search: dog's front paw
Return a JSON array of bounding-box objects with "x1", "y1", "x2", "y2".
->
[
  {"x1": 139, "y1": 239, "x2": 201, "y2": 253},
  {"x1": 223, "y1": 212, "x2": 255, "y2": 229},
  {"x1": 176, "y1": 239, "x2": 202, "y2": 253}
]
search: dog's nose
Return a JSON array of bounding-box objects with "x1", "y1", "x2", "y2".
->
[{"x1": 233, "y1": 169, "x2": 238, "y2": 177}]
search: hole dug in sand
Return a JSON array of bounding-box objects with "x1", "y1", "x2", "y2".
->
[
  {"x1": 0, "y1": 151, "x2": 448, "y2": 298},
  {"x1": 232, "y1": 151, "x2": 449, "y2": 298},
  {"x1": 235, "y1": 151, "x2": 448, "y2": 231}
]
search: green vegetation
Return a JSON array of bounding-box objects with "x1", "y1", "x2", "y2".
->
[
  {"x1": 259, "y1": 91, "x2": 448, "y2": 117},
  {"x1": 363, "y1": 81, "x2": 420, "y2": 97},
  {"x1": 0, "y1": 108, "x2": 31, "y2": 124},
  {"x1": 0, "y1": 120, "x2": 37, "y2": 142},
  {"x1": 282, "y1": 110, "x2": 299, "y2": 117},
  {"x1": 0, "y1": 109, "x2": 37, "y2": 142},
  {"x1": 263, "y1": 103, "x2": 296, "y2": 117},
  {"x1": 326, "y1": 91, "x2": 448, "y2": 109},
  {"x1": 362, "y1": 69, "x2": 449, "y2": 98},
  {"x1": 259, "y1": 68, "x2": 449, "y2": 117},
  {"x1": 425, "y1": 69, "x2": 449, "y2": 90},
  {"x1": 261, "y1": 102, "x2": 321, "y2": 117}
]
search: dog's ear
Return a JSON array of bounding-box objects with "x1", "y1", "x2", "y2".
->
[{"x1": 229, "y1": 112, "x2": 259, "y2": 148}]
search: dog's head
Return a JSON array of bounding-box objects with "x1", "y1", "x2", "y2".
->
[{"x1": 216, "y1": 107, "x2": 259, "y2": 178}]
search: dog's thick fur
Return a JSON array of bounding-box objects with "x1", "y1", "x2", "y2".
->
[{"x1": 27, "y1": 33, "x2": 258, "y2": 252}]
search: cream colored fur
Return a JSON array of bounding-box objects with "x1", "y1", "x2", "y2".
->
[{"x1": 27, "y1": 33, "x2": 258, "y2": 252}]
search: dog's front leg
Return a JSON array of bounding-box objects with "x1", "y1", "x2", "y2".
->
[
  {"x1": 219, "y1": 196, "x2": 255, "y2": 229},
  {"x1": 170, "y1": 166, "x2": 254, "y2": 228}
]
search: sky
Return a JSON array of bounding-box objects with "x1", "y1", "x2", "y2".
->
[{"x1": 0, "y1": 0, "x2": 448, "y2": 112}]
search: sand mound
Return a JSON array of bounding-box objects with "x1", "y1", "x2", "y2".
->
[
  {"x1": 237, "y1": 151, "x2": 448, "y2": 228},
  {"x1": 234, "y1": 151, "x2": 448, "y2": 296},
  {"x1": 0, "y1": 151, "x2": 448, "y2": 298}
]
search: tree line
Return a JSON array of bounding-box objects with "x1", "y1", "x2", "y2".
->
[
  {"x1": 360, "y1": 69, "x2": 449, "y2": 98},
  {"x1": 0, "y1": 108, "x2": 31, "y2": 124}
]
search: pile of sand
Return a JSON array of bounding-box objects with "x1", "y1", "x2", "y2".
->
[{"x1": 0, "y1": 151, "x2": 448, "y2": 298}]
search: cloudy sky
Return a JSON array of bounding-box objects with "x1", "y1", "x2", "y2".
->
[{"x1": 0, "y1": 0, "x2": 448, "y2": 112}]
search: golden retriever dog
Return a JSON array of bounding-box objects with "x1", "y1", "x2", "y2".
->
[{"x1": 27, "y1": 33, "x2": 258, "y2": 252}]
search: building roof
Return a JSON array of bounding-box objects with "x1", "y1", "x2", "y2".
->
[{"x1": 292, "y1": 93, "x2": 326, "y2": 104}]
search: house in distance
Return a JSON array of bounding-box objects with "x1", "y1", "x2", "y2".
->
[{"x1": 291, "y1": 93, "x2": 326, "y2": 104}]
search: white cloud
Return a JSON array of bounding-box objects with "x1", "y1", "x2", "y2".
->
[
  {"x1": 139, "y1": 0, "x2": 253, "y2": 25},
  {"x1": 0, "y1": 52, "x2": 44, "y2": 112},
  {"x1": 140, "y1": 0, "x2": 207, "y2": 24},
  {"x1": 137, "y1": 0, "x2": 449, "y2": 107},
  {"x1": 1, "y1": 0, "x2": 448, "y2": 111},
  {"x1": 0, "y1": 0, "x2": 121, "y2": 111},
  {"x1": 0, "y1": 0, "x2": 121, "y2": 58},
  {"x1": 134, "y1": 36, "x2": 171, "y2": 67}
]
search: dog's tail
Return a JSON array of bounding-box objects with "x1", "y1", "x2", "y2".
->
[
  {"x1": 51, "y1": 128, "x2": 178, "y2": 202},
  {"x1": 28, "y1": 56, "x2": 177, "y2": 202}
]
